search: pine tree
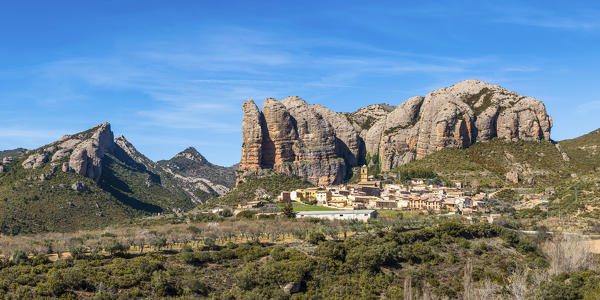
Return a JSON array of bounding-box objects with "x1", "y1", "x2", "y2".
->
[{"x1": 282, "y1": 201, "x2": 295, "y2": 218}]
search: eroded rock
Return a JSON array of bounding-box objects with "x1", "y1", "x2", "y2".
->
[
  {"x1": 238, "y1": 80, "x2": 552, "y2": 183},
  {"x1": 22, "y1": 153, "x2": 48, "y2": 169}
]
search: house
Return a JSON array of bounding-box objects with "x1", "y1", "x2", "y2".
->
[
  {"x1": 368, "y1": 199, "x2": 397, "y2": 210},
  {"x1": 278, "y1": 192, "x2": 291, "y2": 202},
  {"x1": 397, "y1": 199, "x2": 409, "y2": 209},
  {"x1": 315, "y1": 190, "x2": 332, "y2": 205},
  {"x1": 329, "y1": 194, "x2": 349, "y2": 208},
  {"x1": 295, "y1": 188, "x2": 321, "y2": 203},
  {"x1": 295, "y1": 210, "x2": 377, "y2": 221}
]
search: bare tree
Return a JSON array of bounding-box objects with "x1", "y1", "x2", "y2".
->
[
  {"x1": 543, "y1": 234, "x2": 596, "y2": 274},
  {"x1": 471, "y1": 280, "x2": 498, "y2": 300},
  {"x1": 508, "y1": 269, "x2": 528, "y2": 300},
  {"x1": 463, "y1": 259, "x2": 472, "y2": 300}
]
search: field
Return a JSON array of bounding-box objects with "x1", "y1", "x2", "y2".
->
[{"x1": 291, "y1": 202, "x2": 339, "y2": 212}]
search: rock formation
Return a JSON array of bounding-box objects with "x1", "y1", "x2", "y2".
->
[
  {"x1": 238, "y1": 96, "x2": 347, "y2": 186},
  {"x1": 68, "y1": 122, "x2": 115, "y2": 182},
  {"x1": 22, "y1": 153, "x2": 48, "y2": 169},
  {"x1": 238, "y1": 80, "x2": 553, "y2": 184}
]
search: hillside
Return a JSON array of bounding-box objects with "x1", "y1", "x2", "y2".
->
[
  {"x1": 560, "y1": 128, "x2": 600, "y2": 173},
  {"x1": 394, "y1": 139, "x2": 574, "y2": 189},
  {"x1": 206, "y1": 173, "x2": 312, "y2": 207},
  {"x1": 0, "y1": 124, "x2": 234, "y2": 235},
  {"x1": 1, "y1": 216, "x2": 592, "y2": 299}
]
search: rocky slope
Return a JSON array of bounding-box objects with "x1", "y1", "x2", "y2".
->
[
  {"x1": 157, "y1": 147, "x2": 237, "y2": 201},
  {"x1": 0, "y1": 123, "x2": 234, "y2": 234},
  {"x1": 238, "y1": 80, "x2": 552, "y2": 185}
]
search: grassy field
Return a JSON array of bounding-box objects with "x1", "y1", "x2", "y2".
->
[
  {"x1": 291, "y1": 202, "x2": 339, "y2": 212},
  {"x1": 376, "y1": 210, "x2": 423, "y2": 217}
]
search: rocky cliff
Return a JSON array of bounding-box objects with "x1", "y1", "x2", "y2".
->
[{"x1": 238, "y1": 80, "x2": 553, "y2": 185}]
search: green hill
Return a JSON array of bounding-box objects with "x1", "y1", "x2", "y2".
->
[
  {"x1": 393, "y1": 139, "x2": 575, "y2": 188},
  {"x1": 0, "y1": 126, "x2": 194, "y2": 235},
  {"x1": 205, "y1": 173, "x2": 313, "y2": 207},
  {"x1": 560, "y1": 128, "x2": 600, "y2": 173}
]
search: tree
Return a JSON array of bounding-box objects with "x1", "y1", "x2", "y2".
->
[
  {"x1": 105, "y1": 241, "x2": 129, "y2": 257},
  {"x1": 282, "y1": 202, "x2": 295, "y2": 219},
  {"x1": 307, "y1": 232, "x2": 326, "y2": 245},
  {"x1": 151, "y1": 237, "x2": 167, "y2": 251}
]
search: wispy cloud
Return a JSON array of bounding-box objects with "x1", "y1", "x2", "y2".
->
[
  {"x1": 576, "y1": 100, "x2": 600, "y2": 114},
  {"x1": 498, "y1": 17, "x2": 599, "y2": 30},
  {"x1": 490, "y1": 3, "x2": 600, "y2": 31}
]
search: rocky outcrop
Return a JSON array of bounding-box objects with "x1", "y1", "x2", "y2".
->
[
  {"x1": 238, "y1": 96, "x2": 347, "y2": 185},
  {"x1": 68, "y1": 123, "x2": 115, "y2": 182},
  {"x1": 71, "y1": 181, "x2": 88, "y2": 192},
  {"x1": 238, "y1": 80, "x2": 553, "y2": 183},
  {"x1": 240, "y1": 100, "x2": 264, "y2": 172},
  {"x1": 22, "y1": 153, "x2": 48, "y2": 169}
]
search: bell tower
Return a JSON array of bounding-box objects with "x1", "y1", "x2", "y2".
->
[{"x1": 360, "y1": 165, "x2": 368, "y2": 182}]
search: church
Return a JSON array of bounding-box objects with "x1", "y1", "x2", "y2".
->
[{"x1": 353, "y1": 165, "x2": 382, "y2": 196}]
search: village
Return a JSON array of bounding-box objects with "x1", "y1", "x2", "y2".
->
[{"x1": 273, "y1": 165, "x2": 489, "y2": 220}]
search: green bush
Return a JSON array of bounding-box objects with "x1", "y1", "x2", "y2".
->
[
  {"x1": 69, "y1": 245, "x2": 88, "y2": 260},
  {"x1": 236, "y1": 210, "x2": 256, "y2": 219},
  {"x1": 307, "y1": 232, "x2": 326, "y2": 245}
]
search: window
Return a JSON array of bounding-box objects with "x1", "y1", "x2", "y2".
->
[{"x1": 340, "y1": 214, "x2": 344, "y2": 217}]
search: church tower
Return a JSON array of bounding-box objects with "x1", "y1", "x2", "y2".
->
[{"x1": 360, "y1": 165, "x2": 368, "y2": 182}]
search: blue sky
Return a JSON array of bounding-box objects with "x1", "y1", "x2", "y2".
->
[{"x1": 1, "y1": 1, "x2": 599, "y2": 166}]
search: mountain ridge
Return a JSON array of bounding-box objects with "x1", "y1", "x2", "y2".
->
[
  {"x1": 0, "y1": 123, "x2": 236, "y2": 234},
  {"x1": 237, "y1": 79, "x2": 553, "y2": 185}
]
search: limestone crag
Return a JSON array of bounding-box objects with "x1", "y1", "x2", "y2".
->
[
  {"x1": 22, "y1": 153, "x2": 48, "y2": 169},
  {"x1": 68, "y1": 123, "x2": 115, "y2": 182},
  {"x1": 240, "y1": 100, "x2": 264, "y2": 172},
  {"x1": 239, "y1": 96, "x2": 347, "y2": 186},
  {"x1": 238, "y1": 80, "x2": 553, "y2": 183}
]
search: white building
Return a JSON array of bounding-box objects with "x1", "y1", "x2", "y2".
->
[{"x1": 295, "y1": 210, "x2": 377, "y2": 221}]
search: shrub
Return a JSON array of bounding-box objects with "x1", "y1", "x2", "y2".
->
[
  {"x1": 31, "y1": 254, "x2": 50, "y2": 266},
  {"x1": 218, "y1": 209, "x2": 233, "y2": 217},
  {"x1": 69, "y1": 245, "x2": 88, "y2": 260},
  {"x1": 104, "y1": 241, "x2": 129, "y2": 257},
  {"x1": 151, "y1": 271, "x2": 180, "y2": 297},
  {"x1": 307, "y1": 232, "x2": 326, "y2": 245},
  {"x1": 12, "y1": 250, "x2": 29, "y2": 265},
  {"x1": 151, "y1": 237, "x2": 167, "y2": 250},
  {"x1": 186, "y1": 226, "x2": 201, "y2": 234},
  {"x1": 237, "y1": 210, "x2": 256, "y2": 219}
]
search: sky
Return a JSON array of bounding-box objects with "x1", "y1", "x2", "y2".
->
[{"x1": 0, "y1": 1, "x2": 599, "y2": 166}]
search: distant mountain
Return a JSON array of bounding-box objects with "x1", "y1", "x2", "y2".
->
[
  {"x1": 157, "y1": 147, "x2": 237, "y2": 202},
  {"x1": 0, "y1": 148, "x2": 27, "y2": 160},
  {"x1": 0, "y1": 123, "x2": 233, "y2": 234}
]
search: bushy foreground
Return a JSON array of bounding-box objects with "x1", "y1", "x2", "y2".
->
[{"x1": 1, "y1": 220, "x2": 596, "y2": 299}]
